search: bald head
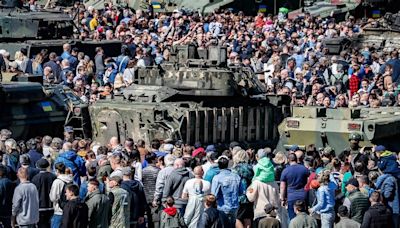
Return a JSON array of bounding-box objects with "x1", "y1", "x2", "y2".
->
[
  {"x1": 295, "y1": 150, "x2": 304, "y2": 163},
  {"x1": 193, "y1": 166, "x2": 204, "y2": 177},
  {"x1": 109, "y1": 137, "x2": 119, "y2": 148},
  {"x1": 174, "y1": 158, "x2": 185, "y2": 169},
  {"x1": 62, "y1": 142, "x2": 73, "y2": 151}
]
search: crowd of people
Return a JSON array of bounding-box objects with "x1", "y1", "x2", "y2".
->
[
  {"x1": 0, "y1": 124, "x2": 400, "y2": 228},
  {"x1": 0, "y1": 3, "x2": 400, "y2": 107}
]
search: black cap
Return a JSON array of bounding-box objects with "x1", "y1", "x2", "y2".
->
[
  {"x1": 36, "y1": 158, "x2": 50, "y2": 169},
  {"x1": 346, "y1": 178, "x2": 359, "y2": 188}
]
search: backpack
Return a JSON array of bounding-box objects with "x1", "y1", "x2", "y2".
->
[{"x1": 58, "y1": 180, "x2": 68, "y2": 209}]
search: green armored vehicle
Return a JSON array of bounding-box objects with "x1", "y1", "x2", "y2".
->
[
  {"x1": 277, "y1": 106, "x2": 400, "y2": 153},
  {"x1": 0, "y1": 81, "x2": 90, "y2": 139},
  {"x1": 90, "y1": 45, "x2": 290, "y2": 146},
  {"x1": 288, "y1": 0, "x2": 359, "y2": 21},
  {"x1": 0, "y1": 2, "x2": 121, "y2": 59}
]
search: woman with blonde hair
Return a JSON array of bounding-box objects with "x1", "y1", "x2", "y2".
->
[
  {"x1": 309, "y1": 170, "x2": 337, "y2": 228},
  {"x1": 14, "y1": 51, "x2": 24, "y2": 70},
  {"x1": 32, "y1": 53, "x2": 44, "y2": 75}
]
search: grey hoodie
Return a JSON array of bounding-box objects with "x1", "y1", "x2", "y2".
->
[
  {"x1": 162, "y1": 167, "x2": 194, "y2": 207},
  {"x1": 49, "y1": 174, "x2": 73, "y2": 215}
]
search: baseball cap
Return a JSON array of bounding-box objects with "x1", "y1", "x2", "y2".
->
[
  {"x1": 193, "y1": 148, "x2": 205, "y2": 157},
  {"x1": 64, "y1": 126, "x2": 74, "y2": 133},
  {"x1": 374, "y1": 145, "x2": 385, "y2": 152},
  {"x1": 289, "y1": 144, "x2": 299, "y2": 151},
  {"x1": 346, "y1": 178, "x2": 359, "y2": 188},
  {"x1": 205, "y1": 145, "x2": 216, "y2": 152},
  {"x1": 215, "y1": 155, "x2": 229, "y2": 163},
  {"x1": 36, "y1": 158, "x2": 50, "y2": 169}
]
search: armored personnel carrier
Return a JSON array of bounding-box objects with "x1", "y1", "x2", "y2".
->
[
  {"x1": 90, "y1": 45, "x2": 290, "y2": 146},
  {"x1": 0, "y1": 81, "x2": 90, "y2": 140},
  {"x1": 277, "y1": 106, "x2": 400, "y2": 154},
  {"x1": 0, "y1": 3, "x2": 121, "y2": 59},
  {"x1": 356, "y1": 11, "x2": 400, "y2": 52},
  {"x1": 288, "y1": 0, "x2": 359, "y2": 20}
]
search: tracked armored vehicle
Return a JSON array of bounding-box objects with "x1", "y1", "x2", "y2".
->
[
  {"x1": 277, "y1": 106, "x2": 400, "y2": 154},
  {"x1": 0, "y1": 81, "x2": 90, "y2": 140},
  {"x1": 90, "y1": 45, "x2": 290, "y2": 146},
  {"x1": 0, "y1": 3, "x2": 121, "y2": 59}
]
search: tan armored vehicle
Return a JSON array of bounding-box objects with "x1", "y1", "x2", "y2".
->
[{"x1": 277, "y1": 106, "x2": 400, "y2": 153}]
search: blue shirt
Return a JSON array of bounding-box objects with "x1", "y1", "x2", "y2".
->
[
  {"x1": 211, "y1": 169, "x2": 242, "y2": 213},
  {"x1": 280, "y1": 164, "x2": 309, "y2": 201}
]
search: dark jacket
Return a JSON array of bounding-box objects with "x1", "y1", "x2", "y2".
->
[
  {"x1": 348, "y1": 190, "x2": 370, "y2": 224},
  {"x1": 142, "y1": 165, "x2": 160, "y2": 203},
  {"x1": 0, "y1": 176, "x2": 15, "y2": 217},
  {"x1": 202, "y1": 207, "x2": 230, "y2": 228},
  {"x1": 121, "y1": 179, "x2": 146, "y2": 222},
  {"x1": 31, "y1": 171, "x2": 56, "y2": 210},
  {"x1": 26, "y1": 166, "x2": 40, "y2": 181},
  {"x1": 62, "y1": 198, "x2": 89, "y2": 228},
  {"x1": 162, "y1": 167, "x2": 194, "y2": 207},
  {"x1": 27, "y1": 149, "x2": 42, "y2": 168},
  {"x1": 360, "y1": 203, "x2": 392, "y2": 228},
  {"x1": 85, "y1": 189, "x2": 110, "y2": 228},
  {"x1": 59, "y1": 66, "x2": 74, "y2": 83},
  {"x1": 43, "y1": 60, "x2": 61, "y2": 81}
]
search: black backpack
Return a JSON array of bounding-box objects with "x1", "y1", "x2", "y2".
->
[{"x1": 58, "y1": 180, "x2": 68, "y2": 209}]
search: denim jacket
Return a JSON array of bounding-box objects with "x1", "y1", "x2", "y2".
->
[
  {"x1": 311, "y1": 181, "x2": 336, "y2": 214},
  {"x1": 376, "y1": 173, "x2": 399, "y2": 214},
  {"x1": 211, "y1": 169, "x2": 242, "y2": 214}
]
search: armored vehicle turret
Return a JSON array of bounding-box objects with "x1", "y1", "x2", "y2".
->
[{"x1": 90, "y1": 45, "x2": 290, "y2": 146}]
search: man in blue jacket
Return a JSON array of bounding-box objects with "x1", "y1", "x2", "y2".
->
[
  {"x1": 375, "y1": 145, "x2": 400, "y2": 228},
  {"x1": 211, "y1": 155, "x2": 242, "y2": 227},
  {"x1": 55, "y1": 142, "x2": 86, "y2": 186}
]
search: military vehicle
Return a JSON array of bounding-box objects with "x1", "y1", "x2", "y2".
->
[
  {"x1": 84, "y1": 0, "x2": 257, "y2": 14},
  {"x1": 0, "y1": 3, "x2": 122, "y2": 59},
  {"x1": 0, "y1": 80, "x2": 91, "y2": 140},
  {"x1": 89, "y1": 45, "x2": 291, "y2": 146},
  {"x1": 277, "y1": 106, "x2": 400, "y2": 154},
  {"x1": 288, "y1": 0, "x2": 359, "y2": 20}
]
